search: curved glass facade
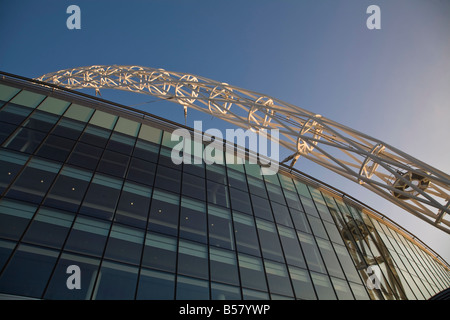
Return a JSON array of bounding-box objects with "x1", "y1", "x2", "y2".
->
[{"x1": 0, "y1": 74, "x2": 449, "y2": 300}]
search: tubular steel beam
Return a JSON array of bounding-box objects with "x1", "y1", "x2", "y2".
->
[{"x1": 36, "y1": 65, "x2": 450, "y2": 234}]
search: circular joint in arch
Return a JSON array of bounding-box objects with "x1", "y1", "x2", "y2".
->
[
  {"x1": 175, "y1": 74, "x2": 199, "y2": 105},
  {"x1": 296, "y1": 115, "x2": 323, "y2": 155},
  {"x1": 358, "y1": 143, "x2": 385, "y2": 185},
  {"x1": 391, "y1": 171, "x2": 430, "y2": 200},
  {"x1": 247, "y1": 96, "x2": 275, "y2": 132},
  {"x1": 208, "y1": 83, "x2": 233, "y2": 115}
]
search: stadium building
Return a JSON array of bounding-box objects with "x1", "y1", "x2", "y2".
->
[{"x1": 0, "y1": 69, "x2": 449, "y2": 300}]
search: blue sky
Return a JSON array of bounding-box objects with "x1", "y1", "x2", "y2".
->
[{"x1": 1, "y1": 0, "x2": 449, "y2": 264}]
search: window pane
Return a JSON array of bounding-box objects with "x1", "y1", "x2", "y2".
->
[
  {"x1": 271, "y1": 202, "x2": 293, "y2": 227},
  {"x1": 154, "y1": 165, "x2": 181, "y2": 193},
  {"x1": 290, "y1": 208, "x2": 311, "y2": 233},
  {"x1": 233, "y1": 211, "x2": 261, "y2": 257},
  {"x1": 251, "y1": 194, "x2": 273, "y2": 221},
  {"x1": 67, "y1": 142, "x2": 103, "y2": 170},
  {"x1": 44, "y1": 252, "x2": 100, "y2": 300},
  {"x1": 64, "y1": 216, "x2": 110, "y2": 257},
  {"x1": 137, "y1": 268, "x2": 175, "y2": 300},
  {"x1": 211, "y1": 282, "x2": 241, "y2": 300},
  {"x1": 247, "y1": 175, "x2": 267, "y2": 198},
  {"x1": 333, "y1": 243, "x2": 362, "y2": 284},
  {"x1": 37, "y1": 97, "x2": 70, "y2": 115},
  {"x1": 147, "y1": 189, "x2": 180, "y2": 237},
  {"x1": 115, "y1": 181, "x2": 152, "y2": 228},
  {"x1": 238, "y1": 254, "x2": 268, "y2": 292},
  {"x1": 264, "y1": 260, "x2": 294, "y2": 297},
  {"x1": 182, "y1": 172, "x2": 206, "y2": 201},
  {"x1": 0, "y1": 103, "x2": 34, "y2": 125},
  {"x1": 79, "y1": 124, "x2": 111, "y2": 148},
  {"x1": 288, "y1": 266, "x2": 316, "y2": 300},
  {"x1": 0, "y1": 244, "x2": 58, "y2": 299},
  {"x1": 210, "y1": 247, "x2": 239, "y2": 285},
  {"x1": 106, "y1": 132, "x2": 136, "y2": 155},
  {"x1": 89, "y1": 110, "x2": 117, "y2": 129},
  {"x1": 0, "y1": 198, "x2": 37, "y2": 240},
  {"x1": 103, "y1": 224, "x2": 144, "y2": 265},
  {"x1": 208, "y1": 204, "x2": 234, "y2": 250},
  {"x1": 44, "y1": 165, "x2": 92, "y2": 212},
  {"x1": 97, "y1": 150, "x2": 130, "y2": 178},
  {"x1": 79, "y1": 174, "x2": 123, "y2": 221},
  {"x1": 114, "y1": 117, "x2": 140, "y2": 137},
  {"x1": 176, "y1": 276, "x2": 209, "y2": 300},
  {"x1": 4, "y1": 127, "x2": 46, "y2": 154},
  {"x1": 93, "y1": 260, "x2": 138, "y2": 300},
  {"x1": 227, "y1": 168, "x2": 247, "y2": 191},
  {"x1": 126, "y1": 157, "x2": 156, "y2": 186},
  {"x1": 9, "y1": 90, "x2": 45, "y2": 108},
  {"x1": 207, "y1": 180, "x2": 229, "y2": 208},
  {"x1": 278, "y1": 225, "x2": 306, "y2": 268},
  {"x1": 256, "y1": 219, "x2": 284, "y2": 263},
  {"x1": 0, "y1": 240, "x2": 15, "y2": 272},
  {"x1": 23, "y1": 110, "x2": 59, "y2": 132},
  {"x1": 142, "y1": 233, "x2": 177, "y2": 273},
  {"x1": 242, "y1": 288, "x2": 270, "y2": 300},
  {"x1": 316, "y1": 238, "x2": 345, "y2": 279},
  {"x1": 138, "y1": 124, "x2": 162, "y2": 144},
  {"x1": 22, "y1": 207, "x2": 75, "y2": 249},
  {"x1": 331, "y1": 277, "x2": 354, "y2": 300},
  {"x1": 36, "y1": 134, "x2": 76, "y2": 162},
  {"x1": 63, "y1": 103, "x2": 94, "y2": 122},
  {"x1": 0, "y1": 149, "x2": 29, "y2": 194},
  {"x1": 310, "y1": 272, "x2": 337, "y2": 300},
  {"x1": 206, "y1": 164, "x2": 227, "y2": 184},
  {"x1": 177, "y1": 240, "x2": 209, "y2": 280},
  {"x1": 6, "y1": 158, "x2": 61, "y2": 204},
  {"x1": 265, "y1": 183, "x2": 286, "y2": 205},
  {"x1": 297, "y1": 231, "x2": 327, "y2": 273},
  {"x1": 133, "y1": 139, "x2": 160, "y2": 163},
  {"x1": 0, "y1": 84, "x2": 20, "y2": 102},
  {"x1": 308, "y1": 214, "x2": 328, "y2": 239},
  {"x1": 229, "y1": 187, "x2": 252, "y2": 214},
  {"x1": 0, "y1": 121, "x2": 17, "y2": 145},
  {"x1": 180, "y1": 197, "x2": 207, "y2": 243}
]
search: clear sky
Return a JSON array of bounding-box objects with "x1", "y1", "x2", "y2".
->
[{"x1": 1, "y1": 0, "x2": 449, "y2": 264}]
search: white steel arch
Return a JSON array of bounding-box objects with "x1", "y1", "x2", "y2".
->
[{"x1": 36, "y1": 65, "x2": 450, "y2": 234}]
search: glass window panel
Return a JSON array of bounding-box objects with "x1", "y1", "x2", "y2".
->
[
  {"x1": 0, "y1": 149, "x2": 29, "y2": 194},
  {"x1": 183, "y1": 162, "x2": 205, "y2": 178},
  {"x1": 297, "y1": 231, "x2": 327, "y2": 274},
  {"x1": 51, "y1": 117, "x2": 86, "y2": 140},
  {"x1": 181, "y1": 172, "x2": 206, "y2": 201},
  {"x1": 332, "y1": 243, "x2": 362, "y2": 284},
  {"x1": 44, "y1": 252, "x2": 100, "y2": 300},
  {"x1": 242, "y1": 288, "x2": 270, "y2": 300},
  {"x1": 177, "y1": 239, "x2": 209, "y2": 280},
  {"x1": 210, "y1": 247, "x2": 239, "y2": 285},
  {"x1": 308, "y1": 214, "x2": 328, "y2": 239},
  {"x1": 67, "y1": 141, "x2": 103, "y2": 170},
  {"x1": 136, "y1": 268, "x2": 175, "y2": 300},
  {"x1": 142, "y1": 233, "x2": 177, "y2": 273},
  {"x1": 9, "y1": 90, "x2": 45, "y2": 108},
  {"x1": 233, "y1": 211, "x2": 261, "y2": 257},
  {"x1": 277, "y1": 225, "x2": 306, "y2": 268},
  {"x1": 64, "y1": 215, "x2": 110, "y2": 257},
  {"x1": 147, "y1": 189, "x2": 180, "y2": 236},
  {"x1": 115, "y1": 181, "x2": 152, "y2": 228},
  {"x1": 62, "y1": 103, "x2": 94, "y2": 122},
  {"x1": 36, "y1": 134, "x2": 76, "y2": 162},
  {"x1": 211, "y1": 282, "x2": 241, "y2": 300},
  {"x1": 349, "y1": 282, "x2": 370, "y2": 300},
  {"x1": 206, "y1": 164, "x2": 227, "y2": 184},
  {"x1": 103, "y1": 224, "x2": 144, "y2": 265},
  {"x1": 238, "y1": 253, "x2": 268, "y2": 292},
  {"x1": 323, "y1": 220, "x2": 345, "y2": 245},
  {"x1": 180, "y1": 197, "x2": 207, "y2": 243},
  {"x1": 4, "y1": 127, "x2": 46, "y2": 154},
  {"x1": 278, "y1": 174, "x2": 296, "y2": 191},
  {"x1": 310, "y1": 272, "x2": 337, "y2": 300},
  {"x1": 0, "y1": 121, "x2": 17, "y2": 145},
  {"x1": 176, "y1": 275, "x2": 209, "y2": 300},
  {"x1": 301, "y1": 196, "x2": 319, "y2": 217},
  {"x1": 23, "y1": 110, "x2": 59, "y2": 132},
  {"x1": 271, "y1": 202, "x2": 293, "y2": 227},
  {"x1": 154, "y1": 165, "x2": 181, "y2": 193},
  {"x1": 37, "y1": 97, "x2": 70, "y2": 115},
  {"x1": 265, "y1": 182, "x2": 286, "y2": 204},
  {"x1": 114, "y1": 117, "x2": 140, "y2": 137},
  {"x1": 22, "y1": 207, "x2": 75, "y2": 249},
  {"x1": 247, "y1": 175, "x2": 268, "y2": 198},
  {"x1": 264, "y1": 260, "x2": 294, "y2": 297},
  {"x1": 44, "y1": 165, "x2": 92, "y2": 212},
  {"x1": 229, "y1": 187, "x2": 252, "y2": 215},
  {"x1": 97, "y1": 150, "x2": 130, "y2": 178},
  {"x1": 158, "y1": 146, "x2": 182, "y2": 170},
  {"x1": 290, "y1": 208, "x2": 311, "y2": 233},
  {"x1": 207, "y1": 180, "x2": 229, "y2": 208},
  {"x1": 0, "y1": 84, "x2": 20, "y2": 102},
  {"x1": 316, "y1": 238, "x2": 345, "y2": 279},
  {"x1": 208, "y1": 204, "x2": 234, "y2": 250},
  {"x1": 283, "y1": 190, "x2": 303, "y2": 211},
  {"x1": 331, "y1": 277, "x2": 354, "y2": 300},
  {"x1": 256, "y1": 218, "x2": 284, "y2": 263},
  {"x1": 88, "y1": 110, "x2": 117, "y2": 129},
  {"x1": 0, "y1": 239, "x2": 15, "y2": 272},
  {"x1": 6, "y1": 158, "x2": 61, "y2": 204},
  {"x1": 227, "y1": 168, "x2": 247, "y2": 191},
  {"x1": 79, "y1": 124, "x2": 111, "y2": 148},
  {"x1": 0, "y1": 103, "x2": 35, "y2": 125},
  {"x1": 93, "y1": 260, "x2": 138, "y2": 300},
  {"x1": 0, "y1": 244, "x2": 58, "y2": 299},
  {"x1": 106, "y1": 132, "x2": 136, "y2": 155},
  {"x1": 79, "y1": 173, "x2": 123, "y2": 221},
  {"x1": 138, "y1": 124, "x2": 162, "y2": 144},
  {"x1": 294, "y1": 180, "x2": 312, "y2": 198},
  {"x1": 288, "y1": 266, "x2": 316, "y2": 300},
  {"x1": 133, "y1": 139, "x2": 160, "y2": 163},
  {"x1": 127, "y1": 157, "x2": 156, "y2": 186},
  {"x1": 251, "y1": 194, "x2": 273, "y2": 221},
  {"x1": 0, "y1": 198, "x2": 37, "y2": 240}
]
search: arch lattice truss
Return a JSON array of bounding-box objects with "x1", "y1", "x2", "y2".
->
[{"x1": 36, "y1": 65, "x2": 450, "y2": 234}]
